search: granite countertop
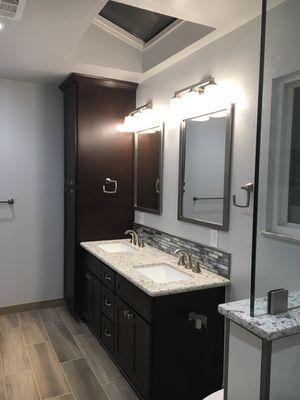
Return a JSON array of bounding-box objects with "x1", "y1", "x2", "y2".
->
[
  {"x1": 218, "y1": 291, "x2": 300, "y2": 340},
  {"x1": 81, "y1": 239, "x2": 230, "y2": 297}
]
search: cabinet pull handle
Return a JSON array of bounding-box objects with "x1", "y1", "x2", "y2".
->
[
  {"x1": 104, "y1": 329, "x2": 111, "y2": 338},
  {"x1": 155, "y1": 178, "x2": 160, "y2": 194},
  {"x1": 104, "y1": 274, "x2": 112, "y2": 281},
  {"x1": 104, "y1": 299, "x2": 112, "y2": 307},
  {"x1": 102, "y1": 178, "x2": 118, "y2": 194},
  {"x1": 124, "y1": 310, "x2": 135, "y2": 321},
  {"x1": 128, "y1": 311, "x2": 135, "y2": 320}
]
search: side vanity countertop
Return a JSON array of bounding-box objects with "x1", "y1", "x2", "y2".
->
[
  {"x1": 218, "y1": 292, "x2": 300, "y2": 341},
  {"x1": 81, "y1": 239, "x2": 230, "y2": 297}
]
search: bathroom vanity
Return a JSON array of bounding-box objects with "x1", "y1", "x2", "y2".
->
[{"x1": 79, "y1": 240, "x2": 229, "y2": 400}]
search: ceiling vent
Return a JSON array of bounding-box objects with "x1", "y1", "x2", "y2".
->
[{"x1": 0, "y1": 0, "x2": 26, "y2": 21}]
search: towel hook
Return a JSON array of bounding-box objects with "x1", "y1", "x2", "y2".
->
[{"x1": 233, "y1": 183, "x2": 254, "y2": 208}]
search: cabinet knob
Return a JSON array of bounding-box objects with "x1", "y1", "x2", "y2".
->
[
  {"x1": 104, "y1": 274, "x2": 112, "y2": 281},
  {"x1": 104, "y1": 329, "x2": 111, "y2": 338},
  {"x1": 104, "y1": 299, "x2": 112, "y2": 307}
]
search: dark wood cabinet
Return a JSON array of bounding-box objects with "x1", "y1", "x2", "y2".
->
[
  {"x1": 82, "y1": 268, "x2": 101, "y2": 336},
  {"x1": 80, "y1": 247, "x2": 225, "y2": 400},
  {"x1": 60, "y1": 74, "x2": 137, "y2": 314},
  {"x1": 115, "y1": 295, "x2": 151, "y2": 398},
  {"x1": 115, "y1": 296, "x2": 134, "y2": 373}
]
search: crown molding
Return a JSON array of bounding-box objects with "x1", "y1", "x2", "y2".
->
[
  {"x1": 144, "y1": 19, "x2": 183, "y2": 50},
  {"x1": 93, "y1": 15, "x2": 144, "y2": 50},
  {"x1": 93, "y1": 14, "x2": 184, "y2": 52}
]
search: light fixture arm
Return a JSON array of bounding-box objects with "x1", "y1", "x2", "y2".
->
[
  {"x1": 174, "y1": 77, "x2": 215, "y2": 98},
  {"x1": 129, "y1": 101, "x2": 153, "y2": 116}
]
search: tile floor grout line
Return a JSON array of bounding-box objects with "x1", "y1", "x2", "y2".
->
[
  {"x1": 73, "y1": 333, "x2": 122, "y2": 399},
  {"x1": 40, "y1": 313, "x2": 85, "y2": 365},
  {"x1": 44, "y1": 393, "x2": 72, "y2": 400},
  {"x1": 59, "y1": 360, "x2": 79, "y2": 400},
  {"x1": 59, "y1": 356, "x2": 86, "y2": 366},
  {"x1": 18, "y1": 310, "x2": 50, "y2": 347},
  {"x1": 57, "y1": 307, "x2": 89, "y2": 339},
  {"x1": 39, "y1": 313, "x2": 78, "y2": 400},
  {"x1": 19, "y1": 319, "x2": 42, "y2": 400},
  {"x1": 37, "y1": 308, "x2": 62, "y2": 325},
  {"x1": 2, "y1": 376, "x2": 8, "y2": 400}
]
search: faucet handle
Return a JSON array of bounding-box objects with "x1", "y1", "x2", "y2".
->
[
  {"x1": 192, "y1": 261, "x2": 201, "y2": 274},
  {"x1": 138, "y1": 237, "x2": 145, "y2": 248}
]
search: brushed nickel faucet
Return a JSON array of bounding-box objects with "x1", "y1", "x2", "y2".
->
[
  {"x1": 173, "y1": 248, "x2": 193, "y2": 269},
  {"x1": 125, "y1": 229, "x2": 138, "y2": 245},
  {"x1": 124, "y1": 229, "x2": 145, "y2": 247},
  {"x1": 174, "y1": 249, "x2": 201, "y2": 273}
]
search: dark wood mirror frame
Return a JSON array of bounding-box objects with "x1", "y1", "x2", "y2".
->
[
  {"x1": 134, "y1": 124, "x2": 164, "y2": 215},
  {"x1": 177, "y1": 105, "x2": 234, "y2": 231}
]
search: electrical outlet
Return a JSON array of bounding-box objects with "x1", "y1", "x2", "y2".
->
[
  {"x1": 139, "y1": 212, "x2": 145, "y2": 225},
  {"x1": 210, "y1": 230, "x2": 218, "y2": 247}
]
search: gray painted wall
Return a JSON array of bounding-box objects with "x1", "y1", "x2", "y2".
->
[
  {"x1": 135, "y1": 18, "x2": 261, "y2": 301},
  {"x1": 0, "y1": 79, "x2": 64, "y2": 307}
]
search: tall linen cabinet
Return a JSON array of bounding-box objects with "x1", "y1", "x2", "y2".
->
[{"x1": 59, "y1": 74, "x2": 137, "y2": 314}]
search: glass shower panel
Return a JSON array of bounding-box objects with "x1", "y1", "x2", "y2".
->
[{"x1": 252, "y1": 0, "x2": 300, "y2": 315}]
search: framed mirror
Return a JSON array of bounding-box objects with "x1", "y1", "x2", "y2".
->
[
  {"x1": 134, "y1": 125, "x2": 164, "y2": 214},
  {"x1": 178, "y1": 106, "x2": 233, "y2": 230}
]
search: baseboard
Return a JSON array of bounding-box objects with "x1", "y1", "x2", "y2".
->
[{"x1": 0, "y1": 298, "x2": 65, "y2": 315}]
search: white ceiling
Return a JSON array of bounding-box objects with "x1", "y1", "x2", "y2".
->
[{"x1": 0, "y1": 0, "x2": 284, "y2": 85}]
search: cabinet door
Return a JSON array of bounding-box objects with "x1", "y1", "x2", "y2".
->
[
  {"x1": 115, "y1": 296, "x2": 134, "y2": 375},
  {"x1": 115, "y1": 296, "x2": 151, "y2": 398},
  {"x1": 90, "y1": 274, "x2": 101, "y2": 337},
  {"x1": 82, "y1": 269, "x2": 92, "y2": 322},
  {"x1": 64, "y1": 82, "x2": 77, "y2": 186},
  {"x1": 64, "y1": 186, "x2": 76, "y2": 312},
  {"x1": 77, "y1": 82, "x2": 135, "y2": 242},
  {"x1": 131, "y1": 311, "x2": 151, "y2": 398},
  {"x1": 83, "y1": 270, "x2": 101, "y2": 337}
]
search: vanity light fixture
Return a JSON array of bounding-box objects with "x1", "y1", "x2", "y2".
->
[
  {"x1": 117, "y1": 102, "x2": 154, "y2": 133},
  {"x1": 169, "y1": 78, "x2": 228, "y2": 118}
]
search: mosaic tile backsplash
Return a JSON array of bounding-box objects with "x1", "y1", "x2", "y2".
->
[{"x1": 133, "y1": 223, "x2": 231, "y2": 279}]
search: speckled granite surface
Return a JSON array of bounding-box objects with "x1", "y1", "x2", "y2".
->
[
  {"x1": 218, "y1": 292, "x2": 300, "y2": 340},
  {"x1": 81, "y1": 239, "x2": 230, "y2": 297}
]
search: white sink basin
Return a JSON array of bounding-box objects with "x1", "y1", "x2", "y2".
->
[
  {"x1": 97, "y1": 242, "x2": 135, "y2": 253},
  {"x1": 134, "y1": 264, "x2": 191, "y2": 283}
]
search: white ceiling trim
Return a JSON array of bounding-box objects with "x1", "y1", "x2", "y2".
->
[
  {"x1": 144, "y1": 19, "x2": 183, "y2": 50},
  {"x1": 93, "y1": 15, "x2": 144, "y2": 50},
  {"x1": 93, "y1": 14, "x2": 188, "y2": 53}
]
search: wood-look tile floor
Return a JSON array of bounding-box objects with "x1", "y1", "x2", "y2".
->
[{"x1": 0, "y1": 307, "x2": 139, "y2": 400}]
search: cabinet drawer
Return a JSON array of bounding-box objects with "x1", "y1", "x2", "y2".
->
[
  {"x1": 81, "y1": 249, "x2": 103, "y2": 281},
  {"x1": 101, "y1": 314, "x2": 114, "y2": 353},
  {"x1": 102, "y1": 265, "x2": 115, "y2": 291},
  {"x1": 102, "y1": 285, "x2": 115, "y2": 322},
  {"x1": 116, "y1": 275, "x2": 152, "y2": 323}
]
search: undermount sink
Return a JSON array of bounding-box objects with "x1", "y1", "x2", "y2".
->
[
  {"x1": 97, "y1": 242, "x2": 135, "y2": 253},
  {"x1": 134, "y1": 263, "x2": 191, "y2": 283}
]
